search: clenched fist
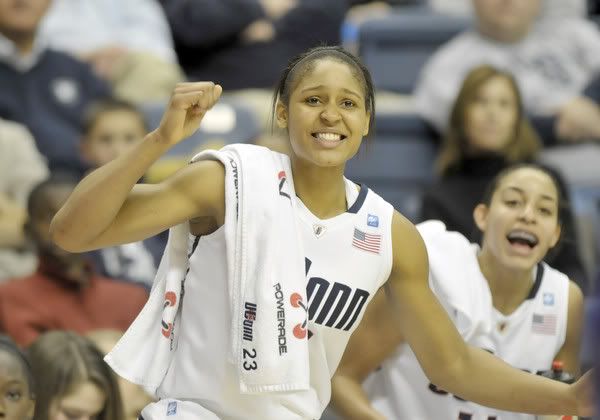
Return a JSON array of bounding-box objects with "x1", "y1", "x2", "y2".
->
[{"x1": 155, "y1": 82, "x2": 223, "y2": 146}]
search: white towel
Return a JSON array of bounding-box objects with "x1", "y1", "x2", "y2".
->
[
  {"x1": 106, "y1": 144, "x2": 309, "y2": 395},
  {"x1": 416, "y1": 220, "x2": 494, "y2": 348}
]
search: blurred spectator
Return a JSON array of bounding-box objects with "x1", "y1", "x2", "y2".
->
[
  {"x1": 414, "y1": 0, "x2": 600, "y2": 143},
  {"x1": 0, "y1": 334, "x2": 34, "y2": 420},
  {"x1": 428, "y1": 0, "x2": 587, "y2": 18},
  {"x1": 0, "y1": 176, "x2": 148, "y2": 347},
  {"x1": 161, "y1": 0, "x2": 347, "y2": 89},
  {"x1": 0, "y1": 118, "x2": 48, "y2": 281},
  {"x1": 28, "y1": 331, "x2": 125, "y2": 420},
  {"x1": 38, "y1": 0, "x2": 184, "y2": 104},
  {"x1": 80, "y1": 99, "x2": 165, "y2": 289},
  {"x1": 0, "y1": 0, "x2": 111, "y2": 173},
  {"x1": 420, "y1": 65, "x2": 589, "y2": 292},
  {"x1": 87, "y1": 329, "x2": 155, "y2": 420}
]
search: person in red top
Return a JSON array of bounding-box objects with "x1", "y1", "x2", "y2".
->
[{"x1": 0, "y1": 175, "x2": 148, "y2": 347}]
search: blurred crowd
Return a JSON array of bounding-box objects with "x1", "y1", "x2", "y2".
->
[{"x1": 0, "y1": 0, "x2": 599, "y2": 418}]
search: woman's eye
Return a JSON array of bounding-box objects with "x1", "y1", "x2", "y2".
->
[
  {"x1": 505, "y1": 200, "x2": 519, "y2": 207},
  {"x1": 341, "y1": 100, "x2": 355, "y2": 108},
  {"x1": 6, "y1": 390, "x2": 21, "y2": 401},
  {"x1": 306, "y1": 97, "x2": 320, "y2": 105},
  {"x1": 539, "y1": 207, "x2": 553, "y2": 216}
]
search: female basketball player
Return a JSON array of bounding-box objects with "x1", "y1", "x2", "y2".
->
[
  {"x1": 50, "y1": 46, "x2": 593, "y2": 419},
  {"x1": 332, "y1": 163, "x2": 584, "y2": 420}
]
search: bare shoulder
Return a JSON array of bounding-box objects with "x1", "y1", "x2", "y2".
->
[
  {"x1": 567, "y1": 280, "x2": 584, "y2": 311},
  {"x1": 389, "y1": 210, "x2": 429, "y2": 282}
]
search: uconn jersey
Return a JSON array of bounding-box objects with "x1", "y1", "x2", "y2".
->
[
  {"x1": 154, "y1": 180, "x2": 394, "y2": 420},
  {"x1": 366, "y1": 226, "x2": 570, "y2": 420}
]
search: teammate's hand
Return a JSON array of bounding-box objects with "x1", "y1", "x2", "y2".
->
[
  {"x1": 155, "y1": 82, "x2": 223, "y2": 146},
  {"x1": 571, "y1": 369, "x2": 595, "y2": 417}
]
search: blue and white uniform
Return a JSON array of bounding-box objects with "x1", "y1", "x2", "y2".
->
[
  {"x1": 143, "y1": 179, "x2": 395, "y2": 419},
  {"x1": 365, "y1": 222, "x2": 570, "y2": 420}
]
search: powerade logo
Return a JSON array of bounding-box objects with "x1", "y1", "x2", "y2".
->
[{"x1": 273, "y1": 283, "x2": 288, "y2": 355}]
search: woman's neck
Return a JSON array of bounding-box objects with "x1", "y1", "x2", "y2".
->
[
  {"x1": 477, "y1": 249, "x2": 536, "y2": 316},
  {"x1": 291, "y1": 157, "x2": 347, "y2": 219}
]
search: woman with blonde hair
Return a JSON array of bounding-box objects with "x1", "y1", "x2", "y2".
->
[
  {"x1": 420, "y1": 64, "x2": 587, "y2": 291},
  {"x1": 27, "y1": 331, "x2": 124, "y2": 420}
]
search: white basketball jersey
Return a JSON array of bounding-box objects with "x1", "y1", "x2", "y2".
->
[
  {"x1": 156, "y1": 180, "x2": 394, "y2": 419},
  {"x1": 366, "y1": 229, "x2": 570, "y2": 420}
]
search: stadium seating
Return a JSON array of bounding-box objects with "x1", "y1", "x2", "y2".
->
[
  {"x1": 358, "y1": 11, "x2": 471, "y2": 93},
  {"x1": 345, "y1": 113, "x2": 438, "y2": 221}
]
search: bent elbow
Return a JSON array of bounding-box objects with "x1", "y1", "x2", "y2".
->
[
  {"x1": 49, "y1": 219, "x2": 85, "y2": 253},
  {"x1": 421, "y1": 353, "x2": 466, "y2": 394}
]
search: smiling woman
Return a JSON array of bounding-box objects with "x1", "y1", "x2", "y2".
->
[
  {"x1": 420, "y1": 64, "x2": 587, "y2": 290},
  {"x1": 334, "y1": 163, "x2": 585, "y2": 420},
  {"x1": 49, "y1": 46, "x2": 593, "y2": 419}
]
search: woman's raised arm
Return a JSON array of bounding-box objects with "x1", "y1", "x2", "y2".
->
[{"x1": 50, "y1": 82, "x2": 224, "y2": 251}]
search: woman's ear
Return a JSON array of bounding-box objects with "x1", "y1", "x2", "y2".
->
[
  {"x1": 363, "y1": 111, "x2": 371, "y2": 136},
  {"x1": 473, "y1": 203, "x2": 489, "y2": 233},
  {"x1": 549, "y1": 223, "x2": 561, "y2": 249},
  {"x1": 275, "y1": 101, "x2": 288, "y2": 129},
  {"x1": 25, "y1": 395, "x2": 35, "y2": 420}
]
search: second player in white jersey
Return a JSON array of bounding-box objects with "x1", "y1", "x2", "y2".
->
[
  {"x1": 365, "y1": 221, "x2": 575, "y2": 420},
  {"x1": 331, "y1": 164, "x2": 584, "y2": 420}
]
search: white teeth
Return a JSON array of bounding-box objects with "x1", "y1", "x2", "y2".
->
[
  {"x1": 507, "y1": 230, "x2": 538, "y2": 245},
  {"x1": 315, "y1": 132, "x2": 342, "y2": 141}
]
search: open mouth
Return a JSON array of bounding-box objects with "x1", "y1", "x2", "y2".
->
[
  {"x1": 506, "y1": 229, "x2": 539, "y2": 251},
  {"x1": 311, "y1": 132, "x2": 346, "y2": 143}
]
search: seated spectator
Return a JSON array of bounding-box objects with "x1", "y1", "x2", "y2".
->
[
  {"x1": 161, "y1": 0, "x2": 347, "y2": 90},
  {"x1": 0, "y1": 118, "x2": 48, "y2": 281},
  {"x1": 420, "y1": 65, "x2": 588, "y2": 292},
  {"x1": 0, "y1": 175, "x2": 148, "y2": 347},
  {"x1": 28, "y1": 331, "x2": 124, "y2": 420},
  {"x1": 428, "y1": 0, "x2": 587, "y2": 18},
  {"x1": 0, "y1": 334, "x2": 35, "y2": 420},
  {"x1": 80, "y1": 99, "x2": 165, "y2": 288},
  {"x1": 38, "y1": 0, "x2": 183, "y2": 104},
  {"x1": 0, "y1": 0, "x2": 111, "y2": 173},
  {"x1": 87, "y1": 329, "x2": 155, "y2": 420},
  {"x1": 414, "y1": 0, "x2": 600, "y2": 144}
]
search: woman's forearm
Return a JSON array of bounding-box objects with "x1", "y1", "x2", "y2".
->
[
  {"x1": 440, "y1": 346, "x2": 576, "y2": 415},
  {"x1": 50, "y1": 131, "x2": 170, "y2": 250},
  {"x1": 330, "y1": 375, "x2": 386, "y2": 420}
]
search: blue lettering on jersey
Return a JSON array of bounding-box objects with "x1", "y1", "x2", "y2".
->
[
  {"x1": 367, "y1": 213, "x2": 379, "y2": 227},
  {"x1": 305, "y1": 258, "x2": 370, "y2": 331}
]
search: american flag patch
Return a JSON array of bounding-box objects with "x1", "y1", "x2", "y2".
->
[
  {"x1": 531, "y1": 313, "x2": 557, "y2": 335},
  {"x1": 352, "y1": 228, "x2": 381, "y2": 254}
]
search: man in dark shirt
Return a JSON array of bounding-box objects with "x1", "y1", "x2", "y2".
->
[{"x1": 0, "y1": 0, "x2": 111, "y2": 173}]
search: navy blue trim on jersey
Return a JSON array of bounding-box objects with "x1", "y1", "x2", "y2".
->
[
  {"x1": 347, "y1": 183, "x2": 368, "y2": 214},
  {"x1": 188, "y1": 235, "x2": 201, "y2": 258},
  {"x1": 526, "y1": 263, "x2": 545, "y2": 300}
]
